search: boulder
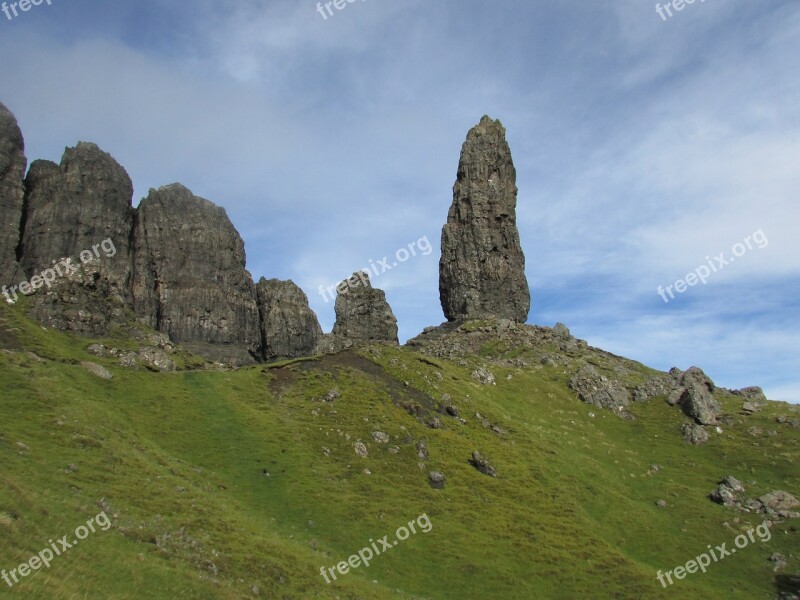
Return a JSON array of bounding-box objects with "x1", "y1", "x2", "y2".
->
[
  {"x1": 469, "y1": 451, "x2": 497, "y2": 477},
  {"x1": 439, "y1": 116, "x2": 530, "y2": 323},
  {"x1": 569, "y1": 364, "x2": 631, "y2": 414},
  {"x1": 681, "y1": 422, "x2": 709, "y2": 445}
]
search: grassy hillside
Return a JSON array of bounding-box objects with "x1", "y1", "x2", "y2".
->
[{"x1": 0, "y1": 301, "x2": 798, "y2": 599}]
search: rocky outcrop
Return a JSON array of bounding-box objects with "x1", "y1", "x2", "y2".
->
[
  {"x1": 569, "y1": 363, "x2": 632, "y2": 417},
  {"x1": 676, "y1": 367, "x2": 721, "y2": 425},
  {"x1": 328, "y1": 271, "x2": 398, "y2": 345},
  {"x1": 256, "y1": 278, "x2": 322, "y2": 362},
  {"x1": 131, "y1": 184, "x2": 261, "y2": 365},
  {"x1": 19, "y1": 142, "x2": 135, "y2": 304},
  {"x1": 0, "y1": 102, "x2": 26, "y2": 286},
  {"x1": 439, "y1": 116, "x2": 530, "y2": 323}
]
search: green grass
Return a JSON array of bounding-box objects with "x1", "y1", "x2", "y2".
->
[{"x1": 0, "y1": 301, "x2": 797, "y2": 599}]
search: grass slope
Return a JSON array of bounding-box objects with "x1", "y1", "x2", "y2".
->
[{"x1": 0, "y1": 301, "x2": 798, "y2": 599}]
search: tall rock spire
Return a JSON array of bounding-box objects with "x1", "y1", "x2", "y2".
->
[{"x1": 439, "y1": 116, "x2": 530, "y2": 323}]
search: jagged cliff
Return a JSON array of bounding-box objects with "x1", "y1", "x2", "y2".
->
[{"x1": 0, "y1": 102, "x2": 335, "y2": 365}]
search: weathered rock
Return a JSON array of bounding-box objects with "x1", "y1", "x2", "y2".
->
[
  {"x1": 329, "y1": 271, "x2": 398, "y2": 344},
  {"x1": 353, "y1": 441, "x2": 369, "y2": 458},
  {"x1": 0, "y1": 102, "x2": 26, "y2": 285},
  {"x1": 439, "y1": 116, "x2": 530, "y2": 323},
  {"x1": 731, "y1": 386, "x2": 767, "y2": 402},
  {"x1": 132, "y1": 184, "x2": 260, "y2": 365},
  {"x1": 710, "y1": 476, "x2": 746, "y2": 506},
  {"x1": 469, "y1": 451, "x2": 497, "y2": 477},
  {"x1": 81, "y1": 361, "x2": 113, "y2": 380},
  {"x1": 569, "y1": 364, "x2": 631, "y2": 415},
  {"x1": 758, "y1": 491, "x2": 800, "y2": 513},
  {"x1": 633, "y1": 375, "x2": 675, "y2": 403},
  {"x1": 471, "y1": 367, "x2": 496, "y2": 385},
  {"x1": 416, "y1": 441, "x2": 429, "y2": 460},
  {"x1": 681, "y1": 422, "x2": 709, "y2": 445},
  {"x1": 256, "y1": 278, "x2": 322, "y2": 362},
  {"x1": 19, "y1": 142, "x2": 134, "y2": 304},
  {"x1": 428, "y1": 471, "x2": 446, "y2": 489},
  {"x1": 679, "y1": 383, "x2": 721, "y2": 426},
  {"x1": 372, "y1": 431, "x2": 390, "y2": 444}
]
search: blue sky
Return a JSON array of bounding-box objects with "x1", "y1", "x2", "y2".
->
[{"x1": 1, "y1": 0, "x2": 798, "y2": 402}]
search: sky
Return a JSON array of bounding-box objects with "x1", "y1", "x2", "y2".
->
[{"x1": 1, "y1": 0, "x2": 798, "y2": 402}]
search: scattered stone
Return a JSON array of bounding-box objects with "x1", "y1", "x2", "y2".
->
[
  {"x1": 681, "y1": 422, "x2": 709, "y2": 445},
  {"x1": 428, "y1": 471, "x2": 446, "y2": 489},
  {"x1": 81, "y1": 361, "x2": 113, "y2": 380},
  {"x1": 758, "y1": 491, "x2": 800, "y2": 514},
  {"x1": 769, "y1": 552, "x2": 788, "y2": 573},
  {"x1": 371, "y1": 431, "x2": 390, "y2": 444},
  {"x1": 710, "y1": 476, "x2": 746, "y2": 507},
  {"x1": 353, "y1": 442, "x2": 369, "y2": 458},
  {"x1": 469, "y1": 451, "x2": 497, "y2": 477},
  {"x1": 362, "y1": 468, "x2": 372, "y2": 475},
  {"x1": 741, "y1": 402, "x2": 760, "y2": 414},
  {"x1": 322, "y1": 389, "x2": 340, "y2": 403},
  {"x1": 388, "y1": 446, "x2": 400, "y2": 455},
  {"x1": 656, "y1": 500, "x2": 668, "y2": 509},
  {"x1": 416, "y1": 441, "x2": 430, "y2": 461},
  {"x1": 471, "y1": 367, "x2": 496, "y2": 385},
  {"x1": 569, "y1": 364, "x2": 631, "y2": 415}
]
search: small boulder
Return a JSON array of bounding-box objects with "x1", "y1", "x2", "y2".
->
[
  {"x1": 371, "y1": 431, "x2": 390, "y2": 444},
  {"x1": 428, "y1": 471, "x2": 446, "y2": 489},
  {"x1": 81, "y1": 361, "x2": 113, "y2": 380},
  {"x1": 353, "y1": 442, "x2": 369, "y2": 458},
  {"x1": 469, "y1": 451, "x2": 497, "y2": 477},
  {"x1": 710, "y1": 476, "x2": 746, "y2": 506},
  {"x1": 681, "y1": 422, "x2": 709, "y2": 445}
]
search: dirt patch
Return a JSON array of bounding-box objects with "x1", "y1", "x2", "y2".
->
[{"x1": 267, "y1": 350, "x2": 442, "y2": 421}]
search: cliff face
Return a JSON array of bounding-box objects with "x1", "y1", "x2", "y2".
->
[
  {"x1": 439, "y1": 116, "x2": 530, "y2": 323},
  {"x1": 256, "y1": 278, "x2": 323, "y2": 362},
  {"x1": 131, "y1": 184, "x2": 262, "y2": 364},
  {"x1": 332, "y1": 271, "x2": 398, "y2": 343},
  {"x1": 0, "y1": 102, "x2": 336, "y2": 364},
  {"x1": 19, "y1": 142, "x2": 135, "y2": 304},
  {"x1": 0, "y1": 102, "x2": 27, "y2": 285}
]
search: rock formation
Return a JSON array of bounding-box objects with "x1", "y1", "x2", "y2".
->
[
  {"x1": 256, "y1": 278, "x2": 322, "y2": 362},
  {"x1": 439, "y1": 115, "x2": 530, "y2": 323},
  {"x1": 132, "y1": 184, "x2": 261, "y2": 365},
  {"x1": 331, "y1": 271, "x2": 398, "y2": 343},
  {"x1": 0, "y1": 102, "x2": 27, "y2": 285},
  {"x1": 19, "y1": 142, "x2": 135, "y2": 304}
]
